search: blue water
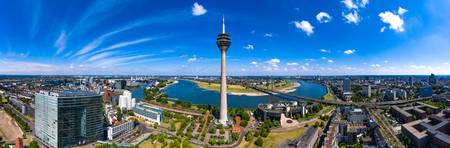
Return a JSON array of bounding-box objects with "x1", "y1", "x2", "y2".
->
[{"x1": 131, "y1": 80, "x2": 326, "y2": 108}]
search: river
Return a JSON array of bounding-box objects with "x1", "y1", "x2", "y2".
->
[{"x1": 132, "y1": 80, "x2": 326, "y2": 108}]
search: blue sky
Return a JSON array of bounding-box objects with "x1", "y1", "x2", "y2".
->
[{"x1": 1, "y1": 0, "x2": 450, "y2": 75}]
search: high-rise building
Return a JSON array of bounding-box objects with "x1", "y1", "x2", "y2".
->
[
  {"x1": 408, "y1": 76, "x2": 414, "y2": 86},
  {"x1": 35, "y1": 90, "x2": 104, "y2": 148},
  {"x1": 343, "y1": 78, "x2": 351, "y2": 93},
  {"x1": 216, "y1": 16, "x2": 231, "y2": 125},
  {"x1": 119, "y1": 90, "x2": 134, "y2": 110},
  {"x1": 362, "y1": 85, "x2": 371, "y2": 97},
  {"x1": 429, "y1": 73, "x2": 437, "y2": 85}
]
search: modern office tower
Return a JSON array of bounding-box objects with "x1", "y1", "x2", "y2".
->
[
  {"x1": 216, "y1": 16, "x2": 231, "y2": 125},
  {"x1": 420, "y1": 86, "x2": 433, "y2": 97},
  {"x1": 429, "y1": 73, "x2": 437, "y2": 85},
  {"x1": 409, "y1": 76, "x2": 414, "y2": 86},
  {"x1": 35, "y1": 90, "x2": 104, "y2": 148},
  {"x1": 133, "y1": 102, "x2": 163, "y2": 125},
  {"x1": 343, "y1": 78, "x2": 351, "y2": 93},
  {"x1": 362, "y1": 85, "x2": 371, "y2": 97},
  {"x1": 119, "y1": 90, "x2": 134, "y2": 110},
  {"x1": 385, "y1": 90, "x2": 398, "y2": 101}
]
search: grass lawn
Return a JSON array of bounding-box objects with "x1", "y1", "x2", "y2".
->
[
  {"x1": 323, "y1": 87, "x2": 336, "y2": 100},
  {"x1": 139, "y1": 139, "x2": 162, "y2": 148},
  {"x1": 191, "y1": 80, "x2": 259, "y2": 93},
  {"x1": 241, "y1": 127, "x2": 306, "y2": 148}
]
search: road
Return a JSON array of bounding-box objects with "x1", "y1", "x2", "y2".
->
[{"x1": 369, "y1": 109, "x2": 404, "y2": 148}]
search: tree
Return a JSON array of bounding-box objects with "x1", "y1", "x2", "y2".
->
[
  {"x1": 29, "y1": 140, "x2": 39, "y2": 148},
  {"x1": 254, "y1": 137, "x2": 264, "y2": 146},
  {"x1": 154, "y1": 122, "x2": 159, "y2": 129},
  {"x1": 240, "y1": 120, "x2": 248, "y2": 127},
  {"x1": 245, "y1": 131, "x2": 253, "y2": 141},
  {"x1": 169, "y1": 120, "x2": 176, "y2": 131}
]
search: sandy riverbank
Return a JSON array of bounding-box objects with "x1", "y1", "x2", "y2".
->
[
  {"x1": 159, "y1": 80, "x2": 178, "y2": 90},
  {"x1": 278, "y1": 82, "x2": 301, "y2": 93}
]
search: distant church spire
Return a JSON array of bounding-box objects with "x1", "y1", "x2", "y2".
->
[{"x1": 222, "y1": 15, "x2": 225, "y2": 34}]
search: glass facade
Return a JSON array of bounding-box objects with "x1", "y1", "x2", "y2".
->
[{"x1": 35, "y1": 91, "x2": 104, "y2": 148}]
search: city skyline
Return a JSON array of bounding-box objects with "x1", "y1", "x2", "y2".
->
[{"x1": 1, "y1": 0, "x2": 450, "y2": 75}]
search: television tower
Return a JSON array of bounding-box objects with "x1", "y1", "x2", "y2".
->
[{"x1": 216, "y1": 16, "x2": 231, "y2": 125}]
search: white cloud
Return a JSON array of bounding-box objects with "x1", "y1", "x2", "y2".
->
[
  {"x1": 244, "y1": 44, "x2": 255, "y2": 50},
  {"x1": 192, "y1": 2, "x2": 207, "y2": 16},
  {"x1": 187, "y1": 55, "x2": 197, "y2": 63},
  {"x1": 264, "y1": 33, "x2": 273, "y2": 37},
  {"x1": 251, "y1": 61, "x2": 258, "y2": 65},
  {"x1": 359, "y1": 0, "x2": 369, "y2": 8},
  {"x1": 379, "y1": 10, "x2": 406, "y2": 32},
  {"x1": 344, "y1": 49, "x2": 356, "y2": 54},
  {"x1": 320, "y1": 49, "x2": 330, "y2": 53},
  {"x1": 86, "y1": 51, "x2": 117, "y2": 62},
  {"x1": 398, "y1": 7, "x2": 408, "y2": 15},
  {"x1": 321, "y1": 57, "x2": 327, "y2": 60},
  {"x1": 384, "y1": 60, "x2": 389, "y2": 64},
  {"x1": 444, "y1": 62, "x2": 449, "y2": 65},
  {"x1": 54, "y1": 31, "x2": 67, "y2": 55},
  {"x1": 287, "y1": 62, "x2": 299, "y2": 66},
  {"x1": 370, "y1": 64, "x2": 381, "y2": 67},
  {"x1": 96, "y1": 38, "x2": 153, "y2": 53},
  {"x1": 380, "y1": 26, "x2": 386, "y2": 32},
  {"x1": 343, "y1": 11, "x2": 360, "y2": 24},
  {"x1": 305, "y1": 63, "x2": 310, "y2": 66},
  {"x1": 409, "y1": 65, "x2": 426, "y2": 69},
  {"x1": 161, "y1": 49, "x2": 175, "y2": 53},
  {"x1": 341, "y1": 0, "x2": 358, "y2": 9},
  {"x1": 327, "y1": 59, "x2": 334, "y2": 63},
  {"x1": 266, "y1": 58, "x2": 280, "y2": 67},
  {"x1": 250, "y1": 30, "x2": 256, "y2": 34},
  {"x1": 294, "y1": 20, "x2": 314, "y2": 36},
  {"x1": 316, "y1": 12, "x2": 332, "y2": 23},
  {"x1": 69, "y1": 64, "x2": 75, "y2": 69}
]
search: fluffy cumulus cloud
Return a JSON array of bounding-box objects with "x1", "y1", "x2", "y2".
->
[
  {"x1": 316, "y1": 12, "x2": 332, "y2": 23},
  {"x1": 264, "y1": 33, "x2": 273, "y2": 37},
  {"x1": 327, "y1": 59, "x2": 334, "y2": 63},
  {"x1": 251, "y1": 61, "x2": 258, "y2": 65},
  {"x1": 343, "y1": 11, "x2": 360, "y2": 24},
  {"x1": 341, "y1": 0, "x2": 358, "y2": 9},
  {"x1": 244, "y1": 44, "x2": 255, "y2": 50},
  {"x1": 379, "y1": 7, "x2": 407, "y2": 32},
  {"x1": 344, "y1": 49, "x2": 356, "y2": 54},
  {"x1": 187, "y1": 55, "x2": 197, "y2": 63},
  {"x1": 287, "y1": 62, "x2": 299, "y2": 66},
  {"x1": 370, "y1": 64, "x2": 381, "y2": 67},
  {"x1": 294, "y1": 20, "x2": 314, "y2": 36},
  {"x1": 266, "y1": 58, "x2": 280, "y2": 67},
  {"x1": 192, "y1": 2, "x2": 207, "y2": 16},
  {"x1": 320, "y1": 49, "x2": 331, "y2": 53},
  {"x1": 359, "y1": 0, "x2": 369, "y2": 8},
  {"x1": 398, "y1": 7, "x2": 408, "y2": 15}
]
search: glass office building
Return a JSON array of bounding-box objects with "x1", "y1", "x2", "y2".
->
[{"x1": 35, "y1": 90, "x2": 104, "y2": 148}]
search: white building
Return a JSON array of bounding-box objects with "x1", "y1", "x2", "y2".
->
[
  {"x1": 133, "y1": 103, "x2": 163, "y2": 125},
  {"x1": 107, "y1": 119, "x2": 135, "y2": 140},
  {"x1": 119, "y1": 90, "x2": 135, "y2": 110}
]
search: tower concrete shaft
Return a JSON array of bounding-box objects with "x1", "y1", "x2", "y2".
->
[
  {"x1": 219, "y1": 48, "x2": 228, "y2": 125},
  {"x1": 216, "y1": 16, "x2": 231, "y2": 125}
]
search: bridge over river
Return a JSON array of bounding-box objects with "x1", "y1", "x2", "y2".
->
[{"x1": 247, "y1": 85, "x2": 432, "y2": 108}]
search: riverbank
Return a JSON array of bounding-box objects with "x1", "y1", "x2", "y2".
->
[
  {"x1": 159, "y1": 80, "x2": 178, "y2": 90},
  {"x1": 189, "y1": 80, "x2": 268, "y2": 96},
  {"x1": 279, "y1": 82, "x2": 300, "y2": 93}
]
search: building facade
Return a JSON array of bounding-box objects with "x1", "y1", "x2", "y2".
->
[
  {"x1": 107, "y1": 119, "x2": 135, "y2": 140},
  {"x1": 35, "y1": 90, "x2": 104, "y2": 148},
  {"x1": 133, "y1": 102, "x2": 163, "y2": 125}
]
